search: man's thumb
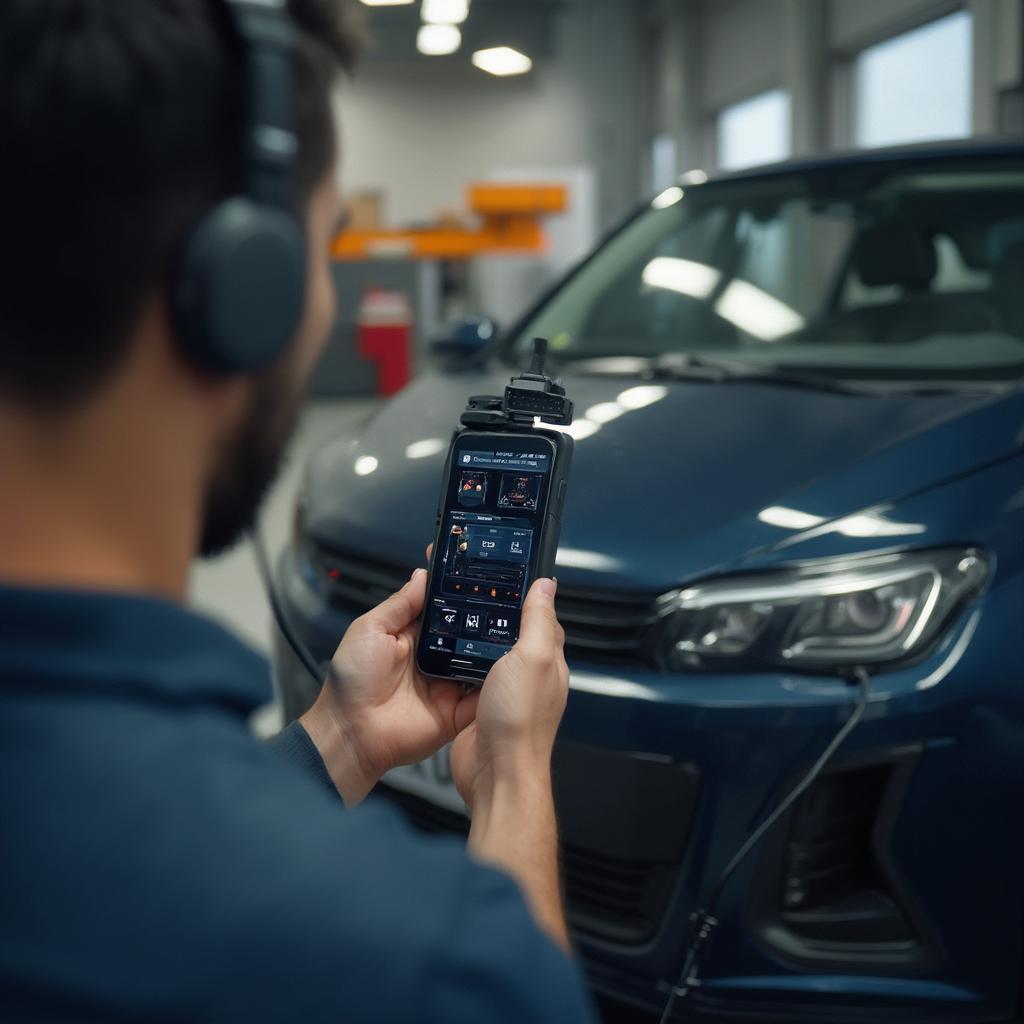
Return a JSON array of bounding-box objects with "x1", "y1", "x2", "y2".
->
[{"x1": 516, "y1": 577, "x2": 559, "y2": 654}]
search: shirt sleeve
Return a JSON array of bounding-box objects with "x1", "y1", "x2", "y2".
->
[
  {"x1": 424, "y1": 859, "x2": 599, "y2": 1024},
  {"x1": 265, "y1": 721, "x2": 340, "y2": 800}
]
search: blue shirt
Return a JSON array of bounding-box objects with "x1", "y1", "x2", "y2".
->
[{"x1": 0, "y1": 586, "x2": 595, "y2": 1023}]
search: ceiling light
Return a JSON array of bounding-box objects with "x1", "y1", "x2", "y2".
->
[
  {"x1": 360, "y1": 0, "x2": 415, "y2": 6},
  {"x1": 422, "y1": 0, "x2": 469, "y2": 24},
  {"x1": 405, "y1": 438, "x2": 446, "y2": 459},
  {"x1": 472, "y1": 46, "x2": 533, "y2": 76},
  {"x1": 566, "y1": 420, "x2": 600, "y2": 441},
  {"x1": 417, "y1": 23, "x2": 461, "y2": 55},
  {"x1": 642, "y1": 256, "x2": 720, "y2": 299},
  {"x1": 758, "y1": 506, "x2": 826, "y2": 530},
  {"x1": 584, "y1": 402, "x2": 625, "y2": 425},
  {"x1": 616, "y1": 385, "x2": 667, "y2": 410},
  {"x1": 354, "y1": 455, "x2": 379, "y2": 476},
  {"x1": 651, "y1": 186, "x2": 684, "y2": 209},
  {"x1": 713, "y1": 279, "x2": 805, "y2": 341}
]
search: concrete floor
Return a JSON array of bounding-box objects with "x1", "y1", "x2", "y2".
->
[{"x1": 187, "y1": 397, "x2": 379, "y2": 736}]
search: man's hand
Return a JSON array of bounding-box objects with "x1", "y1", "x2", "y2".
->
[
  {"x1": 300, "y1": 567, "x2": 474, "y2": 806},
  {"x1": 450, "y1": 577, "x2": 573, "y2": 950},
  {"x1": 449, "y1": 577, "x2": 568, "y2": 808}
]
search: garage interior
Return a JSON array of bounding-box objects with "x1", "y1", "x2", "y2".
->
[{"x1": 5, "y1": 0, "x2": 1022, "y2": 1023}]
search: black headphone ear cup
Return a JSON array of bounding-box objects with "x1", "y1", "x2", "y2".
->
[{"x1": 173, "y1": 198, "x2": 306, "y2": 374}]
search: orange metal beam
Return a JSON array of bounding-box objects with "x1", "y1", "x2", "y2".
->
[{"x1": 331, "y1": 183, "x2": 567, "y2": 262}]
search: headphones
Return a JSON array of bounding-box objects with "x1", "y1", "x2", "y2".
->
[{"x1": 172, "y1": 0, "x2": 306, "y2": 375}]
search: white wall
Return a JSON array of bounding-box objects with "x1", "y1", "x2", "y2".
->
[{"x1": 334, "y1": 0, "x2": 643, "y2": 234}]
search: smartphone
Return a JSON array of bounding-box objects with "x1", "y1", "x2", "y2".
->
[{"x1": 416, "y1": 429, "x2": 572, "y2": 685}]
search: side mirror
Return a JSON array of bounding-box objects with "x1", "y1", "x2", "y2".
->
[{"x1": 430, "y1": 315, "x2": 499, "y2": 366}]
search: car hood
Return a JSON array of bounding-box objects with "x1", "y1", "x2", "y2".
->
[{"x1": 305, "y1": 369, "x2": 1024, "y2": 591}]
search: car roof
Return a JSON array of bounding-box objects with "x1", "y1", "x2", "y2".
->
[{"x1": 697, "y1": 138, "x2": 1024, "y2": 187}]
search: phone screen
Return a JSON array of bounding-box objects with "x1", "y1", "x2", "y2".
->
[{"x1": 418, "y1": 432, "x2": 557, "y2": 682}]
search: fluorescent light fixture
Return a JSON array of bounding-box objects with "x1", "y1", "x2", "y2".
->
[
  {"x1": 354, "y1": 455, "x2": 379, "y2": 476},
  {"x1": 584, "y1": 402, "x2": 625, "y2": 425},
  {"x1": 651, "y1": 186, "x2": 684, "y2": 209},
  {"x1": 472, "y1": 46, "x2": 533, "y2": 76},
  {"x1": 642, "y1": 256, "x2": 720, "y2": 299},
  {"x1": 405, "y1": 438, "x2": 446, "y2": 460},
  {"x1": 758, "y1": 504, "x2": 926, "y2": 538},
  {"x1": 680, "y1": 168, "x2": 708, "y2": 185},
  {"x1": 617, "y1": 385, "x2": 667, "y2": 410},
  {"x1": 555, "y1": 548, "x2": 625, "y2": 572},
  {"x1": 360, "y1": 0, "x2": 414, "y2": 5},
  {"x1": 417, "y1": 23, "x2": 461, "y2": 54},
  {"x1": 713, "y1": 279, "x2": 805, "y2": 341},
  {"x1": 422, "y1": 0, "x2": 469, "y2": 23},
  {"x1": 566, "y1": 420, "x2": 600, "y2": 441},
  {"x1": 832, "y1": 512, "x2": 926, "y2": 538},
  {"x1": 758, "y1": 505, "x2": 826, "y2": 530}
]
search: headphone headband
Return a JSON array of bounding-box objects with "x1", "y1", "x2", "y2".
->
[
  {"x1": 171, "y1": 0, "x2": 307, "y2": 375},
  {"x1": 222, "y1": 0, "x2": 298, "y2": 209}
]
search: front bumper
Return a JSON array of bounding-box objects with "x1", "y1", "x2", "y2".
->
[{"x1": 272, "y1": 551, "x2": 1024, "y2": 1023}]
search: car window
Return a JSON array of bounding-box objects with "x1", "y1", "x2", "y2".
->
[{"x1": 511, "y1": 160, "x2": 1024, "y2": 383}]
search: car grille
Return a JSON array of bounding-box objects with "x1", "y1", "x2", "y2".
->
[
  {"x1": 375, "y1": 784, "x2": 675, "y2": 945},
  {"x1": 309, "y1": 541, "x2": 660, "y2": 666}
]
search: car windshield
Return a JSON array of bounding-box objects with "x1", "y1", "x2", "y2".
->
[{"x1": 507, "y1": 156, "x2": 1024, "y2": 385}]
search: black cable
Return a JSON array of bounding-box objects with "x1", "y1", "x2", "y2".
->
[
  {"x1": 657, "y1": 668, "x2": 872, "y2": 1024},
  {"x1": 250, "y1": 527, "x2": 325, "y2": 684}
]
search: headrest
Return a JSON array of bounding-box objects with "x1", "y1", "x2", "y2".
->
[
  {"x1": 852, "y1": 221, "x2": 937, "y2": 289},
  {"x1": 994, "y1": 239, "x2": 1024, "y2": 279}
]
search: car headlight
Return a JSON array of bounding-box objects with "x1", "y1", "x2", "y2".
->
[{"x1": 654, "y1": 548, "x2": 988, "y2": 673}]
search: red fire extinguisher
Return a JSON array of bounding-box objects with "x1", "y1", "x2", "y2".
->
[{"x1": 356, "y1": 286, "x2": 413, "y2": 396}]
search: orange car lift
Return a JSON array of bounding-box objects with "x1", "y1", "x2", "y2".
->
[{"x1": 331, "y1": 183, "x2": 567, "y2": 261}]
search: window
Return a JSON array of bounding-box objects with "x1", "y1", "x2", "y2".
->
[
  {"x1": 716, "y1": 89, "x2": 792, "y2": 172},
  {"x1": 854, "y1": 11, "x2": 972, "y2": 149}
]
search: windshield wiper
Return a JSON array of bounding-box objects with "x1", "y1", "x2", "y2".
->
[{"x1": 647, "y1": 353, "x2": 870, "y2": 395}]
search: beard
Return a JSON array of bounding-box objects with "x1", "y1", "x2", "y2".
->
[{"x1": 198, "y1": 369, "x2": 304, "y2": 559}]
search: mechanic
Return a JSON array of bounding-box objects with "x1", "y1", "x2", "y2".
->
[{"x1": 0, "y1": 1, "x2": 596, "y2": 1021}]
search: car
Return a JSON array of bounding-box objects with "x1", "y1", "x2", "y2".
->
[{"x1": 274, "y1": 140, "x2": 1024, "y2": 1023}]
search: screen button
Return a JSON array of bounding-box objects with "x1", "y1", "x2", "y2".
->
[
  {"x1": 430, "y1": 606, "x2": 461, "y2": 637},
  {"x1": 486, "y1": 613, "x2": 515, "y2": 644},
  {"x1": 457, "y1": 638, "x2": 512, "y2": 661},
  {"x1": 428, "y1": 634, "x2": 456, "y2": 653},
  {"x1": 463, "y1": 610, "x2": 483, "y2": 637}
]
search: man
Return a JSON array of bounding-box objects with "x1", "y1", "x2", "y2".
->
[{"x1": 0, "y1": 1, "x2": 596, "y2": 1021}]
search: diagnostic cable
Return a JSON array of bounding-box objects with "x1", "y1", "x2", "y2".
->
[{"x1": 656, "y1": 667, "x2": 873, "y2": 1024}]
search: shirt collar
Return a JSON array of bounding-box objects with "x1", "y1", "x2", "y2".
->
[{"x1": 0, "y1": 584, "x2": 272, "y2": 713}]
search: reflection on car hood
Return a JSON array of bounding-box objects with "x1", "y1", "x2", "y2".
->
[{"x1": 305, "y1": 369, "x2": 1024, "y2": 591}]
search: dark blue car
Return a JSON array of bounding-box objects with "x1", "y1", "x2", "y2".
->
[{"x1": 275, "y1": 141, "x2": 1024, "y2": 1022}]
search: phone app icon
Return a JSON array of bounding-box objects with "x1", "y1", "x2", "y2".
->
[{"x1": 430, "y1": 606, "x2": 461, "y2": 637}]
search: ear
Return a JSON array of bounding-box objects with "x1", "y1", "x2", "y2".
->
[{"x1": 134, "y1": 291, "x2": 252, "y2": 433}]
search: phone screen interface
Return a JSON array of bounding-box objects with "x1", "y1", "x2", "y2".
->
[{"x1": 420, "y1": 435, "x2": 554, "y2": 679}]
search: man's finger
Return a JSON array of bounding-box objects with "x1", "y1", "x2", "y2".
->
[
  {"x1": 424, "y1": 542, "x2": 433, "y2": 564},
  {"x1": 453, "y1": 686, "x2": 480, "y2": 733},
  {"x1": 369, "y1": 567, "x2": 427, "y2": 635},
  {"x1": 514, "y1": 578, "x2": 560, "y2": 661}
]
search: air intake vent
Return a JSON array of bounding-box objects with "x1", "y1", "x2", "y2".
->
[
  {"x1": 750, "y1": 747, "x2": 939, "y2": 970},
  {"x1": 376, "y1": 783, "x2": 683, "y2": 946}
]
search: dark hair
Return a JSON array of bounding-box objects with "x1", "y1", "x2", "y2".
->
[{"x1": 0, "y1": 0, "x2": 359, "y2": 408}]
